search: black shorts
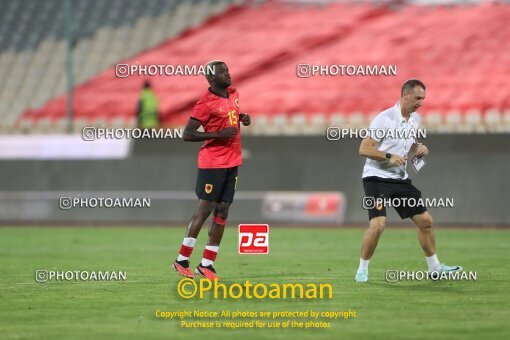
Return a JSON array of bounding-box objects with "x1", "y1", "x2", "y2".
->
[
  {"x1": 195, "y1": 167, "x2": 238, "y2": 203},
  {"x1": 362, "y1": 176, "x2": 427, "y2": 220}
]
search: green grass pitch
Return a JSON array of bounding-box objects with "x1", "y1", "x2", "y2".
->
[{"x1": 1, "y1": 226, "x2": 509, "y2": 339}]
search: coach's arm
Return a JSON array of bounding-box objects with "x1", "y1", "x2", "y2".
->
[
  {"x1": 410, "y1": 143, "x2": 429, "y2": 158},
  {"x1": 182, "y1": 118, "x2": 238, "y2": 142},
  {"x1": 359, "y1": 137, "x2": 406, "y2": 166}
]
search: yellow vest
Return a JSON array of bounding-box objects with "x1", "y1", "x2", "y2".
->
[{"x1": 139, "y1": 89, "x2": 159, "y2": 128}]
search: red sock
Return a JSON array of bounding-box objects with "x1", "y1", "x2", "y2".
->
[
  {"x1": 201, "y1": 245, "x2": 219, "y2": 266},
  {"x1": 177, "y1": 237, "x2": 196, "y2": 261}
]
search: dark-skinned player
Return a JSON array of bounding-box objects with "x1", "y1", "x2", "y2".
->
[{"x1": 172, "y1": 60, "x2": 250, "y2": 280}]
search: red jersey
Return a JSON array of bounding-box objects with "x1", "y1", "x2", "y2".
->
[{"x1": 191, "y1": 87, "x2": 242, "y2": 169}]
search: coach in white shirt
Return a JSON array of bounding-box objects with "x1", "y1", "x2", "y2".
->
[{"x1": 354, "y1": 79, "x2": 462, "y2": 283}]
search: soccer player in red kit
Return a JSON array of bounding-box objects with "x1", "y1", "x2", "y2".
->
[{"x1": 173, "y1": 60, "x2": 250, "y2": 280}]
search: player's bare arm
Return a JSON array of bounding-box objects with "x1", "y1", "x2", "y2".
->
[
  {"x1": 359, "y1": 137, "x2": 406, "y2": 166},
  {"x1": 183, "y1": 117, "x2": 238, "y2": 142}
]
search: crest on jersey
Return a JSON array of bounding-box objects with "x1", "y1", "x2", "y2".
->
[
  {"x1": 205, "y1": 184, "x2": 213, "y2": 194},
  {"x1": 234, "y1": 98, "x2": 240, "y2": 108}
]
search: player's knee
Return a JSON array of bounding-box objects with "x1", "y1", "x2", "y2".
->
[
  {"x1": 418, "y1": 214, "x2": 433, "y2": 230},
  {"x1": 215, "y1": 202, "x2": 230, "y2": 219},
  {"x1": 197, "y1": 202, "x2": 215, "y2": 219},
  {"x1": 370, "y1": 218, "x2": 385, "y2": 235}
]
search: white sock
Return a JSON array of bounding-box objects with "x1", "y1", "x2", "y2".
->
[
  {"x1": 201, "y1": 245, "x2": 219, "y2": 267},
  {"x1": 201, "y1": 259, "x2": 214, "y2": 266},
  {"x1": 177, "y1": 237, "x2": 196, "y2": 261},
  {"x1": 426, "y1": 254, "x2": 441, "y2": 272},
  {"x1": 358, "y1": 258, "x2": 370, "y2": 271},
  {"x1": 182, "y1": 237, "x2": 197, "y2": 247}
]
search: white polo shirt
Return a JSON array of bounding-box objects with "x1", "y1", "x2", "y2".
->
[{"x1": 362, "y1": 102, "x2": 420, "y2": 180}]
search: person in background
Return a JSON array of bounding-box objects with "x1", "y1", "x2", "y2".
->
[{"x1": 137, "y1": 80, "x2": 159, "y2": 129}]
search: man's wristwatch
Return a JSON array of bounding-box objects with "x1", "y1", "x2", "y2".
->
[{"x1": 385, "y1": 153, "x2": 392, "y2": 160}]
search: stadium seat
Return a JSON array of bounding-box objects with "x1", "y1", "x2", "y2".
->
[
  {"x1": 0, "y1": 0, "x2": 237, "y2": 129},
  {"x1": 465, "y1": 109, "x2": 483, "y2": 133},
  {"x1": 329, "y1": 113, "x2": 346, "y2": 128},
  {"x1": 249, "y1": 114, "x2": 269, "y2": 135},
  {"x1": 423, "y1": 111, "x2": 443, "y2": 133},
  {"x1": 483, "y1": 109, "x2": 502, "y2": 133},
  {"x1": 2, "y1": 1, "x2": 507, "y2": 134},
  {"x1": 310, "y1": 114, "x2": 327, "y2": 133},
  {"x1": 13, "y1": 118, "x2": 34, "y2": 134},
  {"x1": 72, "y1": 118, "x2": 90, "y2": 133},
  {"x1": 347, "y1": 112, "x2": 366, "y2": 129},
  {"x1": 502, "y1": 110, "x2": 510, "y2": 132},
  {"x1": 268, "y1": 114, "x2": 288, "y2": 135},
  {"x1": 33, "y1": 118, "x2": 54, "y2": 134},
  {"x1": 289, "y1": 114, "x2": 307, "y2": 135}
]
